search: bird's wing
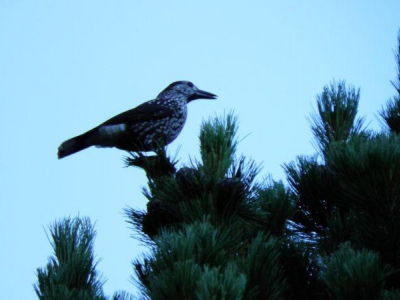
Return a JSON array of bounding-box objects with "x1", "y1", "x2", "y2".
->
[{"x1": 100, "y1": 101, "x2": 174, "y2": 126}]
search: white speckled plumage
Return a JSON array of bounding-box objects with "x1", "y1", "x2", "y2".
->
[{"x1": 58, "y1": 81, "x2": 217, "y2": 159}]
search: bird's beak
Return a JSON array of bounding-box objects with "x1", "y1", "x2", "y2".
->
[{"x1": 189, "y1": 89, "x2": 218, "y2": 101}]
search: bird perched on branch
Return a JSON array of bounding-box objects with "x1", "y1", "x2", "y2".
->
[{"x1": 58, "y1": 81, "x2": 217, "y2": 159}]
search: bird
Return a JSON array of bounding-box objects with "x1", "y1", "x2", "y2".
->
[{"x1": 57, "y1": 81, "x2": 217, "y2": 159}]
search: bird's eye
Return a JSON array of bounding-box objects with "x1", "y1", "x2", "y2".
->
[{"x1": 187, "y1": 82, "x2": 194, "y2": 88}]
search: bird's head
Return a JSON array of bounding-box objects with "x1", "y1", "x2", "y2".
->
[{"x1": 158, "y1": 81, "x2": 217, "y2": 102}]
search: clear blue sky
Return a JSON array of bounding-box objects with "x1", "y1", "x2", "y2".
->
[{"x1": 1, "y1": 1, "x2": 399, "y2": 299}]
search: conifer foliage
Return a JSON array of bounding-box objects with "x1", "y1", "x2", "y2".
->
[
  {"x1": 125, "y1": 113, "x2": 294, "y2": 299},
  {"x1": 34, "y1": 217, "x2": 105, "y2": 300},
  {"x1": 35, "y1": 30, "x2": 400, "y2": 299}
]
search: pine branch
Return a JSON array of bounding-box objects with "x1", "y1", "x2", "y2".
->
[
  {"x1": 391, "y1": 30, "x2": 400, "y2": 96},
  {"x1": 321, "y1": 243, "x2": 395, "y2": 300},
  {"x1": 133, "y1": 222, "x2": 243, "y2": 299},
  {"x1": 240, "y1": 233, "x2": 287, "y2": 300},
  {"x1": 309, "y1": 80, "x2": 364, "y2": 156},
  {"x1": 257, "y1": 178, "x2": 296, "y2": 237},
  {"x1": 125, "y1": 148, "x2": 177, "y2": 179},
  {"x1": 284, "y1": 156, "x2": 336, "y2": 237},
  {"x1": 199, "y1": 112, "x2": 238, "y2": 179},
  {"x1": 34, "y1": 217, "x2": 106, "y2": 300},
  {"x1": 380, "y1": 30, "x2": 400, "y2": 133}
]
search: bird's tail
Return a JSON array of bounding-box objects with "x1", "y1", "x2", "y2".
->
[{"x1": 58, "y1": 133, "x2": 91, "y2": 159}]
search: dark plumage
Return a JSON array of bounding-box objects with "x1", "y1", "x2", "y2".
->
[{"x1": 58, "y1": 81, "x2": 217, "y2": 159}]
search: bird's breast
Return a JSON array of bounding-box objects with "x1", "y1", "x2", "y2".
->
[{"x1": 141, "y1": 100, "x2": 188, "y2": 147}]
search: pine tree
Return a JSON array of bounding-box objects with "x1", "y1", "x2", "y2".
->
[
  {"x1": 36, "y1": 30, "x2": 400, "y2": 299},
  {"x1": 34, "y1": 217, "x2": 134, "y2": 300}
]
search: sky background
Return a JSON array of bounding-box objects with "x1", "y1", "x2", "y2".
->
[{"x1": 1, "y1": 1, "x2": 399, "y2": 299}]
